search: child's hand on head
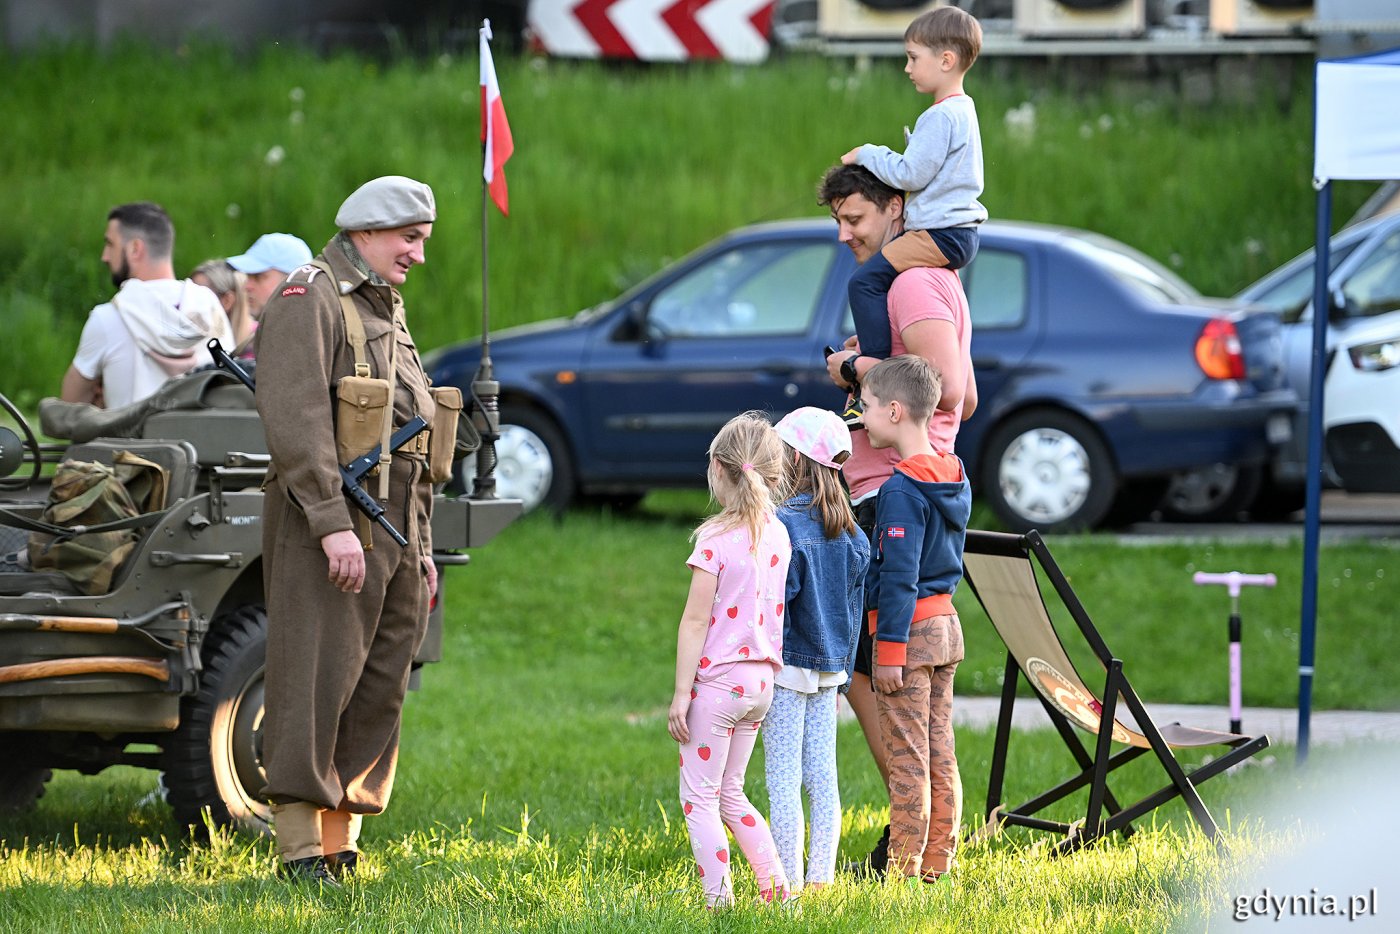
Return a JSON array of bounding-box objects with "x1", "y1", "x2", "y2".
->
[
  {"x1": 668, "y1": 690, "x2": 692, "y2": 744},
  {"x1": 840, "y1": 147, "x2": 862, "y2": 166}
]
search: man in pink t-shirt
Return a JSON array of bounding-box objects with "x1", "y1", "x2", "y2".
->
[
  {"x1": 842, "y1": 268, "x2": 973, "y2": 501},
  {"x1": 816, "y1": 163, "x2": 976, "y2": 876}
]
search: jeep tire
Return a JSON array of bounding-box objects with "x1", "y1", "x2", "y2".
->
[
  {"x1": 164, "y1": 605, "x2": 272, "y2": 836},
  {"x1": 0, "y1": 735, "x2": 51, "y2": 813}
]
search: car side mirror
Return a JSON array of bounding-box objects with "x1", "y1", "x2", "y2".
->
[
  {"x1": 639, "y1": 305, "x2": 671, "y2": 345},
  {"x1": 611, "y1": 302, "x2": 646, "y2": 342},
  {"x1": 1327, "y1": 288, "x2": 1349, "y2": 322}
]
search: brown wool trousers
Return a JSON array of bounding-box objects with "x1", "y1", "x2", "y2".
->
[
  {"x1": 260, "y1": 456, "x2": 430, "y2": 815},
  {"x1": 876, "y1": 612, "x2": 965, "y2": 877}
]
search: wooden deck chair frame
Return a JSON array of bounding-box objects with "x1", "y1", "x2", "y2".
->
[{"x1": 962, "y1": 529, "x2": 1270, "y2": 854}]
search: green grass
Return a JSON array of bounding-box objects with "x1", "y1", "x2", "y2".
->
[
  {"x1": 0, "y1": 42, "x2": 1376, "y2": 407},
  {"x1": 2, "y1": 500, "x2": 1395, "y2": 929}
]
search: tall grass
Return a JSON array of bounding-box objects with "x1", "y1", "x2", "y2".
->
[
  {"x1": 1, "y1": 500, "x2": 1394, "y2": 928},
  {"x1": 0, "y1": 42, "x2": 1375, "y2": 407}
]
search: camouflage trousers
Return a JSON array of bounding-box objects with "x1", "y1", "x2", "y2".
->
[{"x1": 875, "y1": 612, "x2": 964, "y2": 878}]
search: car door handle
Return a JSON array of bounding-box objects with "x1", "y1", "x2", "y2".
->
[
  {"x1": 759, "y1": 361, "x2": 796, "y2": 376},
  {"x1": 972, "y1": 357, "x2": 1002, "y2": 370}
]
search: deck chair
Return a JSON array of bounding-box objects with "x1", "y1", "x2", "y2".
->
[{"x1": 961, "y1": 529, "x2": 1271, "y2": 854}]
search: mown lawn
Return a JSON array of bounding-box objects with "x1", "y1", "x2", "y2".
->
[{"x1": 2, "y1": 499, "x2": 1395, "y2": 930}]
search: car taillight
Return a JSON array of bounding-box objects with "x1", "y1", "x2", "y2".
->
[{"x1": 1194, "y1": 318, "x2": 1246, "y2": 380}]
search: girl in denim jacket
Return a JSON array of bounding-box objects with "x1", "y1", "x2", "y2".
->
[{"x1": 765, "y1": 407, "x2": 871, "y2": 891}]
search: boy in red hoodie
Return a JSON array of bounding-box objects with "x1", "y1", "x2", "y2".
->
[{"x1": 860, "y1": 355, "x2": 971, "y2": 882}]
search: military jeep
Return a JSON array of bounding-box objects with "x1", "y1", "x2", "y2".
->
[{"x1": 0, "y1": 372, "x2": 520, "y2": 833}]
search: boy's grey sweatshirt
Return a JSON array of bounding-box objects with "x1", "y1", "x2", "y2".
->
[{"x1": 856, "y1": 94, "x2": 987, "y2": 231}]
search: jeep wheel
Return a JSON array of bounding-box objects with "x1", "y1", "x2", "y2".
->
[
  {"x1": 0, "y1": 735, "x2": 51, "y2": 813},
  {"x1": 164, "y1": 605, "x2": 272, "y2": 836}
]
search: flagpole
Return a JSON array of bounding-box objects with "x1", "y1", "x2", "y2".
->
[{"x1": 471, "y1": 18, "x2": 500, "y2": 500}]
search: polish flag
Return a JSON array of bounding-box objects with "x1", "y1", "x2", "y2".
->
[{"x1": 480, "y1": 20, "x2": 514, "y2": 216}]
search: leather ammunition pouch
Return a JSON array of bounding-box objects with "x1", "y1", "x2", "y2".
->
[{"x1": 427, "y1": 386, "x2": 463, "y2": 484}]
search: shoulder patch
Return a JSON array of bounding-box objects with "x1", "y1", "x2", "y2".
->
[
  {"x1": 286, "y1": 263, "x2": 323, "y2": 284},
  {"x1": 281, "y1": 285, "x2": 308, "y2": 297}
]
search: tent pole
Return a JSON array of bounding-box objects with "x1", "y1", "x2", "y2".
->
[{"x1": 1297, "y1": 180, "x2": 1331, "y2": 766}]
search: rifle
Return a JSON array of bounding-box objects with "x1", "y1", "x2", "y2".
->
[{"x1": 208, "y1": 338, "x2": 427, "y2": 547}]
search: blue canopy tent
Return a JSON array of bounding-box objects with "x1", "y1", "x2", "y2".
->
[{"x1": 1300, "y1": 48, "x2": 1400, "y2": 763}]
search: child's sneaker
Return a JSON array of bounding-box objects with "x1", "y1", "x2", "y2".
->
[
  {"x1": 840, "y1": 393, "x2": 864, "y2": 430},
  {"x1": 756, "y1": 884, "x2": 801, "y2": 913}
]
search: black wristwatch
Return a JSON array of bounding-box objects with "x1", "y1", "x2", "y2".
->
[{"x1": 840, "y1": 354, "x2": 860, "y2": 387}]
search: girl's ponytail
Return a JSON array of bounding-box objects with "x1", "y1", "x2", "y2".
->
[{"x1": 694, "y1": 411, "x2": 784, "y2": 549}]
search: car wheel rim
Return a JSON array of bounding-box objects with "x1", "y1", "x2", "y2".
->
[
  {"x1": 998, "y1": 428, "x2": 1093, "y2": 525},
  {"x1": 224, "y1": 667, "x2": 268, "y2": 818},
  {"x1": 473, "y1": 424, "x2": 554, "y2": 512},
  {"x1": 1165, "y1": 465, "x2": 1238, "y2": 514}
]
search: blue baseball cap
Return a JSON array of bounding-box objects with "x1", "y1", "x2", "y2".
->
[{"x1": 227, "y1": 233, "x2": 313, "y2": 274}]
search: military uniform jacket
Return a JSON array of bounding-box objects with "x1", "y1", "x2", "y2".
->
[{"x1": 254, "y1": 242, "x2": 435, "y2": 554}]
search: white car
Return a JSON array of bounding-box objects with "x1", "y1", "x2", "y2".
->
[
  {"x1": 1325, "y1": 314, "x2": 1400, "y2": 492},
  {"x1": 1165, "y1": 211, "x2": 1400, "y2": 519}
]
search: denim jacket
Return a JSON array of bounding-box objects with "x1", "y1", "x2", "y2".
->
[{"x1": 777, "y1": 494, "x2": 872, "y2": 685}]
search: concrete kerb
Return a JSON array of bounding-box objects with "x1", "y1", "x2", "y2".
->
[{"x1": 954, "y1": 697, "x2": 1400, "y2": 746}]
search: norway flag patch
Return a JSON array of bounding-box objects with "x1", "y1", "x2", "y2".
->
[{"x1": 886, "y1": 527, "x2": 905, "y2": 538}]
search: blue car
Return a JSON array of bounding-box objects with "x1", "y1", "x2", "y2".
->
[{"x1": 424, "y1": 219, "x2": 1294, "y2": 533}]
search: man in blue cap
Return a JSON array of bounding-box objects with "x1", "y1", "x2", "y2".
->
[{"x1": 227, "y1": 232, "x2": 313, "y2": 320}]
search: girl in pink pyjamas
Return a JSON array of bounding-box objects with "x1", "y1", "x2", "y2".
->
[{"x1": 667, "y1": 412, "x2": 794, "y2": 909}]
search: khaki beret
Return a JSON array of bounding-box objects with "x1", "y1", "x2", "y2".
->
[{"x1": 335, "y1": 176, "x2": 436, "y2": 230}]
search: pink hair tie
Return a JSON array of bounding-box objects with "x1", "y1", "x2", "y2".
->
[{"x1": 741, "y1": 463, "x2": 753, "y2": 471}]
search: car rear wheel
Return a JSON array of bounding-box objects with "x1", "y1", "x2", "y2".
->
[
  {"x1": 455, "y1": 406, "x2": 575, "y2": 513},
  {"x1": 982, "y1": 410, "x2": 1118, "y2": 534},
  {"x1": 1101, "y1": 477, "x2": 1171, "y2": 528},
  {"x1": 163, "y1": 604, "x2": 271, "y2": 836},
  {"x1": 1161, "y1": 464, "x2": 1263, "y2": 523}
]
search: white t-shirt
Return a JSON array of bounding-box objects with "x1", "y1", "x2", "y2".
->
[
  {"x1": 775, "y1": 664, "x2": 848, "y2": 694},
  {"x1": 72, "y1": 278, "x2": 231, "y2": 410}
]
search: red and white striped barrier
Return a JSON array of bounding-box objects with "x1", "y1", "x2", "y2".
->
[{"x1": 528, "y1": 0, "x2": 776, "y2": 63}]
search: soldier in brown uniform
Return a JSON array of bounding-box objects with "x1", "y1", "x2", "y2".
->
[{"x1": 255, "y1": 176, "x2": 440, "y2": 884}]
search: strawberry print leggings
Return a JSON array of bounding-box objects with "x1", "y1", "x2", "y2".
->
[{"x1": 678, "y1": 660, "x2": 788, "y2": 906}]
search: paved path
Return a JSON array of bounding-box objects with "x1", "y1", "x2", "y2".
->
[{"x1": 949, "y1": 696, "x2": 1400, "y2": 745}]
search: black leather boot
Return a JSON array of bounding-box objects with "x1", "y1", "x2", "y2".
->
[
  {"x1": 842, "y1": 823, "x2": 891, "y2": 878},
  {"x1": 277, "y1": 855, "x2": 341, "y2": 886},
  {"x1": 325, "y1": 850, "x2": 359, "y2": 880}
]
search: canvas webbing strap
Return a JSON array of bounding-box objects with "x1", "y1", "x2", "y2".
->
[
  {"x1": 311, "y1": 259, "x2": 399, "y2": 543},
  {"x1": 0, "y1": 504, "x2": 165, "y2": 543},
  {"x1": 378, "y1": 309, "x2": 399, "y2": 502},
  {"x1": 311, "y1": 260, "x2": 371, "y2": 379}
]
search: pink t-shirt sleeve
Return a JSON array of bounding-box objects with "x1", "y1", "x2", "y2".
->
[{"x1": 686, "y1": 540, "x2": 721, "y2": 576}]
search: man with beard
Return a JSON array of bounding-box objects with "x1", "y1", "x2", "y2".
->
[{"x1": 61, "y1": 202, "x2": 232, "y2": 409}]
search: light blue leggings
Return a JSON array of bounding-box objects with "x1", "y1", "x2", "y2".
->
[{"x1": 762, "y1": 684, "x2": 840, "y2": 888}]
